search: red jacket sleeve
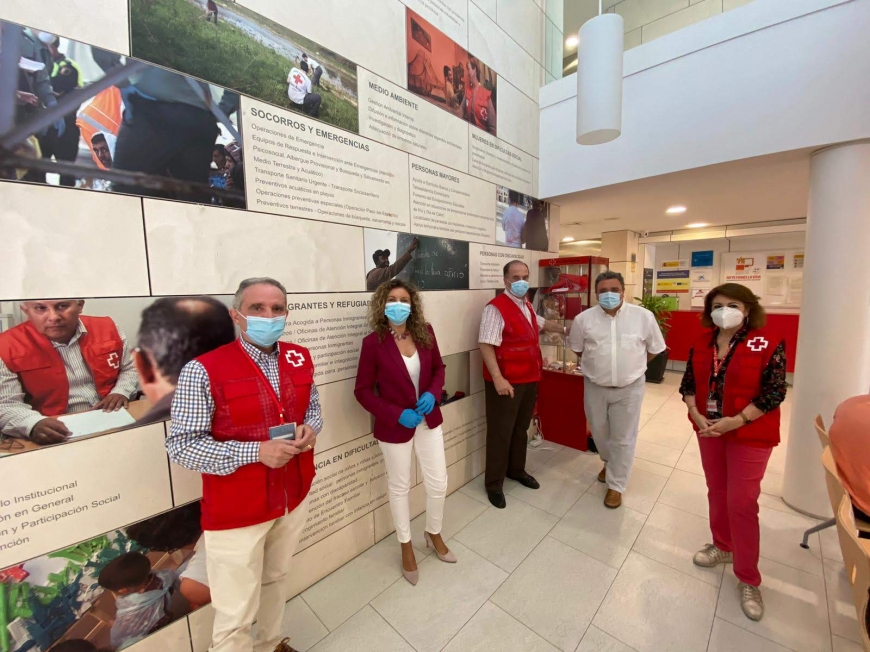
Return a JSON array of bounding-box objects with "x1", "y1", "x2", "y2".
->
[
  {"x1": 425, "y1": 326, "x2": 446, "y2": 398},
  {"x1": 354, "y1": 334, "x2": 404, "y2": 425}
]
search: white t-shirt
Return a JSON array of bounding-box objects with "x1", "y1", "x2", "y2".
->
[
  {"x1": 306, "y1": 57, "x2": 320, "y2": 70},
  {"x1": 402, "y1": 350, "x2": 421, "y2": 399},
  {"x1": 179, "y1": 533, "x2": 209, "y2": 586},
  {"x1": 287, "y1": 68, "x2": 312, "y2": 105},
  {"x1": 568, "y1": 302, "x2": 666, "y2": 387},
  {"x1": 502, "y1": 206, "x2": 525, "y2": 247}
]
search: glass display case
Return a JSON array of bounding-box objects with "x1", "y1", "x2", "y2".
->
[{"x1": 535, "y1": 256, "x2": 609, "y2": 375}]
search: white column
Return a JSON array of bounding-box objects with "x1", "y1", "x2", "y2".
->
[{"x1": 783, "y1": 140, "x2": 870, "y2": 518}]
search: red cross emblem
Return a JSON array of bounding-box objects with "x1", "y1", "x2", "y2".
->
[
  {"x1": 747, "y1": 336, "x2": 769, "y2": 352},
  {"x1": 480, "y1": 107, "x2": 488, "y2": 121},
  {"x1": 107, "y1": 352, "x2": 120, "y2": 369},
  {"x1": 285, "y1": 350, "x2": 305, "y2": 367},
  {"x1": 293, "y1": 74, "x2": 303, "y2": 86}
]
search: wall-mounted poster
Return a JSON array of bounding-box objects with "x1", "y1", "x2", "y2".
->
[
  {"x1": 130, "y1": 0, "x2": 360, "y2": 133},
  {"x1": 691, "y1": 250, "x2": 714, "y2": 267},
  {"x1": 691, "y1": 288, "x2": 709, "y2": 308},
  {"x1": 660, "y1": 260, "x2": 688, "y2": 270},
  {"x1": 495, "y1": 186, "x2": 550, "y2": 251},
  {"x1": 0, "y1": 18, "x2": 245, "y2": 208},
  {"x1": 690, "y1": 268, "x2": 714, "y2": 287},
  {"x1": 766, "y1": 255, "x2": 785, "y2": 270},
  {"x1": 406, "y1": 8, "x2": 497, "y2": 136},
  {"x1": 655, "y1": 270, "x2": 690, "y2": 293},
  {"x1": 363, "y1": 230, "x2": 469, "y2": 291},
  {"x1": 793, "y1": 253, "x2": 805, "y2": 269}
]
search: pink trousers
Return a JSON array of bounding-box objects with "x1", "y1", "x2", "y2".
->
[{"x1": 697, "y1": 435, "x2": 773, "y2": 587}]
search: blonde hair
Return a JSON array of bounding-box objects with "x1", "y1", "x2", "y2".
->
[{"x1": 367, "y1": 279, "x2": 433, "y2": 348}]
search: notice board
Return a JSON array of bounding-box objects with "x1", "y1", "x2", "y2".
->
[{"x1": 721, "y1": 249, "x2": 804, "y2": 308}]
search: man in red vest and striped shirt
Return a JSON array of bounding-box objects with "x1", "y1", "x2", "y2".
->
[
  {"x1": 478, "y1": 260, "x2": 566, "y2": 508},
  {"x1": 167, "y1": 277, "x2": 321, "y2": 652}
]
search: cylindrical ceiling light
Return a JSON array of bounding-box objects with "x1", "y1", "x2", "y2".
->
[{"x1": 576, "y1": 6, "x2": 624, "y2": 146}]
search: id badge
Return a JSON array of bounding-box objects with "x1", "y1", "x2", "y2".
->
[
  {"x1": 268, "y1": 423, "x2": 296, "y2": 441},
  {"x1": 706, "y1": 399, "x2": 719, "y2": 414}
]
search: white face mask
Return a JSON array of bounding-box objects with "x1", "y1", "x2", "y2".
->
[{"x1": 711, "y1": 306, "x2": 745, "y2": 330}]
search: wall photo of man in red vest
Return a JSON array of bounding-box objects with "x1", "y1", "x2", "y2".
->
[
  {"x1": 166, "y1": 277, "x2": 322, "y2": 652},
  {"x1": 0, "y1": 299, "x2": 138, "y2": 444},
  {"x1": 478, "y1": 260, "x2": 567, "y2": 509}
]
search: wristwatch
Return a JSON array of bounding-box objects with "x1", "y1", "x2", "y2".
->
[{"x1": 738, "y1": 412, "x2": 752, "y2": 425}]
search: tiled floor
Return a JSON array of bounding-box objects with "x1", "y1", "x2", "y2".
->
[{"x1": 277, "y1": 373, "x2": 864, "y2": 651}]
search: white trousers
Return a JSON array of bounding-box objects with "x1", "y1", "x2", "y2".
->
[
  {"x1": 584, "y1": 376, "x2": 646, "y2": 493},
  {"x1": 204, "y1": 496, "x2": 310, "y2": 652},
  {"x1": 380, "y1": 423, "x2": 448, "y2": 543}
]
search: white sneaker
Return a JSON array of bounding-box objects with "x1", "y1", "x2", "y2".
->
[
  {"x1": 739, "y1": 582, "x2": 764, "y2": 621},
  {"x1": 693, "y1": 544, "x2": 733, "y2": 567}
]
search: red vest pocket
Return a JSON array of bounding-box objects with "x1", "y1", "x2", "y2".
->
[{"x1": 222, "y1": 379, "x2": 263, "y2": 427}]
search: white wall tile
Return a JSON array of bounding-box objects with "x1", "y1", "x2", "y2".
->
[
  {"x1": 724, "y1": 0, "x2": 756, "y2": 9},
  {"x1": 316, "y1": 377, "x2": 373, "y2": 453},
  {"x1": 614, "y1": 0, "x2": 692, "y2": 33},
  {"x1": 2, "y1": 0, "x2": 131, "y2": 55},
  {"x1": 237, "y1": 0, "x2": 406, "y2": 86},
  {"x1": 425, "y1": 289, "x2": 495, "y2": 356},
  {"x1": 497, "y1": 0, "x2": 546, "y2": 63},
  {"x1": 469, "y1": 2, "x2": 539, "y2": 101},
  {"x1": 470, "y1": 350, "x2": 484, "y2": 395},
  {"x1": 126, "y1": 618, "x2": 192, "y2": 652},
  {"x1": 401, "y1": 0, "x2": 469, "y2": 47},
  {"x1": 625, "y1": 27, "x2": 643, "y2": 49},
  {"x1": 641, "y1": 0, "x2": 722, "y2": 42},
  {"x1": 497, "y1": 77, "x2": 540, "y2": 157},
  {"x1": 188, "y1": 606, "x2": 215, "y2": 652},
  {"x1": 469, "y1": 244, "x2": 533, "y2": 290},
  {"x1": 143, "y1": 199, "x2": 365, "y2": 295},
  {"x1": 472, "y1": 0, "x2": 498, "y2": 21},
  {"x1": 546, "y1": 0, "x2": 565, "y2": 31},
  {"x1": 170, "y1": 459, "x2": 203, "y2": 506},
  {"x1": 0, "y1": 184, "x2": 150, "y2": 300}
]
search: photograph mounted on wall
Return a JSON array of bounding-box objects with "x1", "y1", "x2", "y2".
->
[
  {"x1": 405, "y1": 8, "x2": 497, "y2": 136},
  {"x1": 0, "y1": 19, "x2": 245, "y2": 208},
  {"x1": 495, "y1": 186, "x2": 551, "y2": 251},
  {"x1": 363, "y1": 230, "x2": 470, "y2": 292},
  {"x1": 0, "y1": 502, "x2": 207, "y2": 652},
  {"x1": 130, "y1": 0, "x2": 360, "y2": 133}
]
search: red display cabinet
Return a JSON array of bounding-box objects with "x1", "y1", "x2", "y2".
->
[{"x1": 534, "y1": 256, "x2": 609, "y2": 450}]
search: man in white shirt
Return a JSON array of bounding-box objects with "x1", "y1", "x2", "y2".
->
[
  {"x1": 287, "y1": 67, "x2": 321, "y2": 118},
  {"x1": 569, "y1": 271, "x2": 666, "y2": 509},
  {"x1": 302, "y1": 53, "x2": 323, "y2": 87},
  {"x1": 500, "y1": 190, "x2": 525, "y2": 248}
]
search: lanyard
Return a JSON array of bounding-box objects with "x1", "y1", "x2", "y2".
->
[
  {"x1": 238, "y1": 340, "x2": 285, "y2": 424},
  {"x1": 710, "y1": 339, "x2": 736, "y2": 393}
]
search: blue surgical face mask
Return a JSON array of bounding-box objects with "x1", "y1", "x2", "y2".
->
[
  {"x1": 243, "y1": 315, "x2": 286, "y2": 347},
  {"x1": 598, "y1": 292, "x2": 622, "y2": 310},
  {"x1": 385, "y1": 302, "x2": 412, "y2": 325},
  {"x1": 510, "y1": 280, "x2": 530, "y2": 298}
]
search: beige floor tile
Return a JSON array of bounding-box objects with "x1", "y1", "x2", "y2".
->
[
  {"x1": 441, "y1": 602, "x2": 559, "y2": 652},
  {"x1": 658, "y1": 469, "x2": 710, "y2": 519},
  {"x1": 676, "y1": 441, "x2": 705, "y2": 476},
  {"x1": 634, "y1": 439, "x2": 682, "y2": 467},
  {"x1": 758, "y1": 505, "x2": 823, "y2": 577},
  {"x1": 309, "y1": 606, "x2": 414, "y2": 652},
  {"x1": 459, "y1": 472, "x2": 518, "y2": 505},
  {"x1": 832, "y1": 635, "x2": 865, "y2": 651},
  {"x1": 761, "y1": 471, "x2": 785, "y2": 498},
  {"x1": 592, "y1": 552, "x2": 718, "y2": 652},
  {"x1": 820, "y1": 525, "x2": 844, "y2": 563},
  {"x1": 637, "y1": 420, "x2": 694, "y2": 451},
  {"x1": 492, "y1": 537, "x2": 617, "y2": 652},
  {"x1": 508, "y1": 463, "x2": 595, "y2": 517},
  {"x1": 270, "y1": 597, "x2": 330, "y2": 652},
  {"x1": 408, "y1": 489, "x2": 488, "y2": 555},
  {"x1": 575, "y1": 625, "x2": 637, "y2": 652},
  {"x1": 823, "y1": 558, "x2": 864, "y2": 645},
  {"x1": 632, "y1": 457, "x2": 674, "y2": 479},
  {"x1": 706, "y1": 618, "x2": 791, "y2": 651}
]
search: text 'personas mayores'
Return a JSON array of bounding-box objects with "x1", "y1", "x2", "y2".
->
[
  {"x1": 471, "y1": 131, "x2": 522, "y2": 161},
  {"x1": 368, "y1": 81, "x2": 419, "y2": 111},
  {"x1": 249, "y1": 108, "x2": 370, "y2": 151},
  {"x1": 411, "y1": 162, "x2": 460, "y2": 184}
]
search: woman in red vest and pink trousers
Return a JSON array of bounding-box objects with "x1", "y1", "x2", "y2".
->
[
  {"x1": 680, "y1": 283, "x2": 787, "y2": 622},
  {"x1": 355, "y1": 279, "x2": 456, "y2": 586}
]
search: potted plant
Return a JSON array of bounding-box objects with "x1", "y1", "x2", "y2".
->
[{"x1": 635, "y1": 294, "x2": 672, "y2": 383}]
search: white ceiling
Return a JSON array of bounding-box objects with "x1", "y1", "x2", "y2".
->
[{"x1": 551, "y1": 149, "x2": 813, "y2": 241}]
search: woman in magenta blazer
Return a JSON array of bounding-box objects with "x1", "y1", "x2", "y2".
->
[{"x1": 355, "y1": 279, "x2": 455, "y2": 585}]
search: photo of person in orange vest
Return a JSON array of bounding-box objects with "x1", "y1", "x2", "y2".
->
[
  {"x1": 77, "y1": 86, "x2": 123, "y2": 171},
  {"x1": 462, "y1": 56, "x2": 496, "y2": 136},
  {"x1": 0, "y1": 300, "x2": 138, "y2": 444}
]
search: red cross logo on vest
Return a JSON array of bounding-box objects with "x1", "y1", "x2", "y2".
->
[
  {"x1": 747, "y1": 336, "x2": 769, "y2": 352},
  {"x1": 480, "y1": 107, "x2": 488, "y2": 121},
  {"x1": 107, "y1": 352, "x2": 120, "y2": 369},
  {"x1": 293, "y1": 74, "x2": 303, "y2": 86},
  {"x1": 285, "y1": 350, "x2": 305, "y2": 367}
]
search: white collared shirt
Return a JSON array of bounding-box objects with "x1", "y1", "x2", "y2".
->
[{"x1": 568, "y1": 302, "x2": 666, "y2": 388}]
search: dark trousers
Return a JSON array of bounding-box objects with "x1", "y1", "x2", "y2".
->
[
  {"x1": 302, "y1": 92, "x2": 322, "y2": 117},
  {"x1": 27, "y1": 114, "x2": 81, "y2": 186},
  {"x1": 114, "y1": 95, "x2": 219, "y2": 201},
  {"x1": 484, "y1": 380, "x2": 537, "y2": 492},
  {"x1": 312, "y1": 66, "x2": 323, "y2": 87}
]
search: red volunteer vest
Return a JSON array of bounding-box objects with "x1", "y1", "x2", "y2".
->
[
  {"x1": 689, "y1": 327, "x2": 782, "y2": 447},
  {"x1": 197, "y1": 340, "x2": 316, "y2": 531},
  {"x1": 0, "y1": 316, "x2": 123, "y2": 416},
  {"x1": 483, "y1": 293, "x2": 543, "y2": 385},
  {"x1": 467, "y1": 86, "x2": 493, "y2": 130}
]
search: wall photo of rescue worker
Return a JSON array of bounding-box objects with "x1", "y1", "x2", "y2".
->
[{"x1": 0, "y1": 18, "x2": 245, "y2": 208}]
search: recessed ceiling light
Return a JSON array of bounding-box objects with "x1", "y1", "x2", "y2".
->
[
  {"x1": 687, "y1": 222, "x2": 709, "y2": 229},
  {"x1": 666, "y1": 205, "x2": 687, "y2": 215},
  {"x1": 565, "y1": 35, "x2": 579, "y2": 48},
  {"x1": 562, "y1": 237, "x2": 575, "y2": 242}
]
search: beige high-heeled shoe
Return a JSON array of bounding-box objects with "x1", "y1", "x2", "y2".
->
[
  {"x1": 424, "y1": 531, "x2": 457, "y2": 563},
  {"x1": 401, "y1": 542, "x2": 419, "y2": 585}
]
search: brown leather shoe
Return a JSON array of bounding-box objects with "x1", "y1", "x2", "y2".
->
[
  {"x1": 274, "y1": 638, "x2": 300, "y2": 652},
  {"x1": 604, "y1": 489, "x2": 622, "y2": 509},
  {"x1": 598, "y1": 466, "x2": 606, "y2": 483}
]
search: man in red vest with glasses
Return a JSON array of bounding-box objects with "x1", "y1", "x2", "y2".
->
[
  {"x1": 479, "y1": 260, "x2": 566, "y2": 508},
  {"x1": 167, "y1": 277, "x2": 321, "y2": 652},
  {"x1": 0, "y1": 299, "x2": 137, "y2": 443}
]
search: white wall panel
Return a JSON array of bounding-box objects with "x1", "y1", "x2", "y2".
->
[
  {"x1": 425, "y1": 290, "x2": 494, "y2": 356},
  {"x1": 497, "y1": 0, "x2": 545, "y2": 63},
  {"x1": 496, "y1": 78, "x2": 541, "y2": 157},
  {"x1": 469, "y1": 3, "x2": 539, "y2": 101},
  {"x1": 237, "y1": 0, "x2": 406, "y2": 86},
  {"x1": 2, "y1": 0, "x2": 131, "y2": 54},
  {"x1": 127, "y1": 618, "x2": 192, "y2": 652},
  {"x1": 469, "y1": 350, "x2": 484, "y2": 395},
  {"x1": 316, "y1": 377, "x2": 373, "y2": 453},
  {"x1": 0, "y1": 184, "x2": 150, "y2": 300},
  {"x1": 143, "y1": 199, "x2": 365, "y2": 295},
  {"x1": 472, "y1": 0, "x2": 498, "y2": 21},
  {"x1": 401, "y1": 0, "x2": 469, "y2": 47}
]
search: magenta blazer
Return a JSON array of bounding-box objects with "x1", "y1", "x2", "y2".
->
[{"x1": 354, "y1": 325, "x2": 446, "y2": 444}]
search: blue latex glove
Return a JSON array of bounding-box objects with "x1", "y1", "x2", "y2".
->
[
  {"x1": 415, "y1": 392, "x2": 436, "y2": 416},
  {"x1": 399, "y1": 409, "x2": 424, "y2": 429},
  {"x1": 54, "y1": 118, "x2": 66, "y2": 137}
]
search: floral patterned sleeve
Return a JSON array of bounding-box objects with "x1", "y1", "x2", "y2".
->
[
  {"x1": 752, "y1": 340, "x2": 787, "y2": 412},
  {"x1": 679, "y1": 348, "x2": 696, "y2": 397}
]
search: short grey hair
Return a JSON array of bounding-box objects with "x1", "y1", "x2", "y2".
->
[
  {"x1": 503, "y1": 259, "x2": 530, "y2": 278},
  {"x1": 233, "y1": 277, "x2": 288, "y2": 310},
  {"x1": 594, "y1": 270, "x2": 625, "y2": 292}
]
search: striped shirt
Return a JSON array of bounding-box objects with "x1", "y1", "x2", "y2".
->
[
  {"x1": 166, "y1": 338, "x2": 323, "y2": 476},
  {"x1": 478, "y1": 291, "x2": 545, "y2": 347},
  {"x1": 0, "y1": 320, "x2": 138, "y2": 438}
]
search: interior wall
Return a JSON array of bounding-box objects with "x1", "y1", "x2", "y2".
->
[{"x1": 0, "y1": 2, "x2": 552, "y2": 651}]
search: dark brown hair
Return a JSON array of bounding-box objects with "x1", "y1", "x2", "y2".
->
[
  {"x1": 98, "y1": 552, "x2": 151, "y2": 591},
  {"x1": 701, "y1": 283, "x2": 766, "y2": 329},
  {"x1": 367, "y1": 279, "x2": 433, "y2": 348}
]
